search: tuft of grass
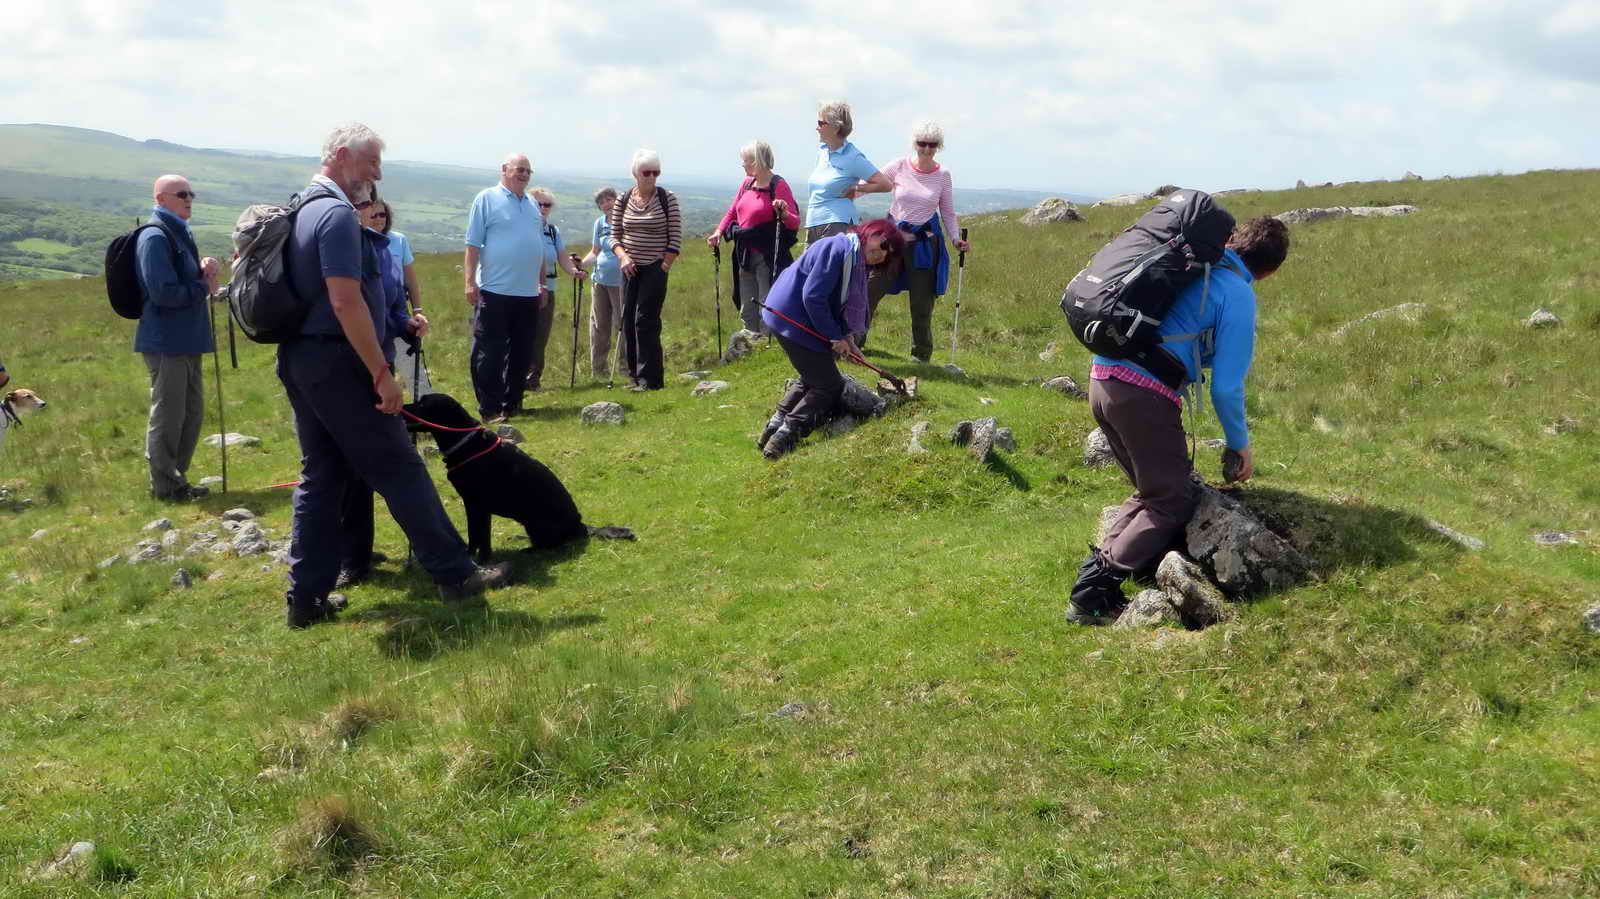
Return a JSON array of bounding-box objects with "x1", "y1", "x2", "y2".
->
[
  {"x1": 90, "y1": 844, "x2": 139, "y2": 884},
  {"x1": 279, "y1": 795, "x2": 382, "y2": 877}
]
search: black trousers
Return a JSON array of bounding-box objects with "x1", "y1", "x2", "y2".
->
[
  {"x1": 524, "y1": 288, "x2": 557, "y2": 391},
  {"x1": 622, "y1": 261, "x2": 669, "y2": 389},
  {"x1": 470, "y1": 289, "x2": 538, "y2": 417},
  {"x1": 774, "y1": 334, "x2": 846, "y2": 435}
]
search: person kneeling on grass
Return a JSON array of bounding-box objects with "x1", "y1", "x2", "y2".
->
[
  {"x1": 1067, "y1": 215, "x2": 1291, "y2": 625},
  {"x1": 756, "y1": 218, "x2": 906, "y2": 460}
]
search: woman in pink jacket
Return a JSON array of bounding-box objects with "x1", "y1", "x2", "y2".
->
[{"x1": 707, "y1": 140, "x2": 801, "y2": 335}]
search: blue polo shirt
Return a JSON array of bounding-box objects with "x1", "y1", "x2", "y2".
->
[
  {"x1": 805, "y1": 141, "x2": 879, "y2": 228},
  {"x1": 464, "y1": 185, "x2": 546, "y2": 297},
  {"x1": 591, "y1": 215, "x2": 622, "y2": 287}
]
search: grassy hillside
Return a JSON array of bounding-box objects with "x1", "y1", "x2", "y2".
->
[
  {"x1": 1, "y1": 170, "x2": 1598, "y2": 895},
  {"x1": 0, "y1": 124, "x2": 1064, "y2": 280}
]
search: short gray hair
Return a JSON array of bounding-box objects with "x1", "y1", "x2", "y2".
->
[
  {"x1": 530, "y1": 186, "x2": 555, "y2": 206},
  {"x1": 593, "y1": 186, "x2": 618, "y2": 207},
  {"x1": 630, "y1": 148, "x2": 661, "y2": 177},
  {"x1": 739, "y1": 140, "x2": 774, "y2": 171},
  {"x1": 320, "y1": 122, "x2": 385, "y2": 166},
  {"x1": 910, "y1": 120, "x2": 944, "y2": 152},
  {"x1": 818, "y1": 101, "x2": 853, "y2": 139}
]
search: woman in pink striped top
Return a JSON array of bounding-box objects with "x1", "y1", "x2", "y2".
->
[{"x1": 866, "y1": 121, "x2": 972, "y2": 363}]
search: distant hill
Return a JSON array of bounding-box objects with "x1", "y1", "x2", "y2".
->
[{"x1": 0, "y1": 124, "x2": 1087, "y2": 280}]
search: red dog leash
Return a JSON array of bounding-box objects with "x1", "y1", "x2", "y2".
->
[
  {"x1": 268, "y1": 410, "x2": 498, "y2": 487},
  {"x1": 754, "y1": 300, "x2": 910, "y2": 395}
]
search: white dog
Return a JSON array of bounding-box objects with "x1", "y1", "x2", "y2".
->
[{"x1": 0, "y1": 388, "x2": 47, "y2": 453}]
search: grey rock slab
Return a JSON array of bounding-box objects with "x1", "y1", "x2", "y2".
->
[
  {"x1": 221, "y1": 519, "x2": 241, "y2": 532},
  {"x1": 1021, "y1": 198, "x2": 1084, "y2": 224},
  {"x1": 948, "y1": 420, "x2": 974, "y2": 446},
  {"x1": 1425, "y1": 519, "x2": 1485, "y2": 551},
  {"x1": 232, "y1": 522, "x2": 271, "y2": 556},
  {"x1": 204, "y1": 432, "x2": 260, "y2": 448},
  {"x1": 1093, "y1": 193, "x2": 1148, "y2": 207},
  {"x1": 679, "y1": 369, "x2": 713, "y2": 380},
  {"x1": 1524, "y1": 307, "x2": 1561, "y2": 328},
  {"x1": 1042, "y1": 375, "x2": 1087, "y2": 399},
  {"x1": 968, "y1": 417, "x2": 998, "y2": 462},
  {"x1": 171, "y1": 568, "x2": 193, "y2": 589},
  {"x1": 721, "y1": 328, "x2": 761, "y2": 364},
  {"x1": 161, "y1": 529, "x2": 181, "y2": 548},
  {"x1": 978, "y1": 396, "x2": 996, "y2": 405},
  {"x1": 994, "y1": 427, "x2": 1015, "y2": 452},
  {"x1": 1114, "y1": 589, "x2": 1181, "y2": 630},
  {"x1": 1544, "y1": 417, "x2": 1580, "y2": 436},
  {"x1": 1184, "y1": 485, "x2": 1311, "y2": 596},
  {"x1": 1155, "y1": 551, "x2": 1233, "y2": 628},
  {"x1": 1083, "y1": 427, "x2": 1115, "y2": 467},
  {"x1": 1332, "y1": 303, "x2": 1428, "y2": 338},
  {"x1": 144, "y1": 518, "x2": 174, "y2": 531},
  {"x1": 1532, "y1": 531, "x2": 1580, "y2": 547},
  {"x1": 1402, "y1": 170, "x2": 1423, "y2": 181},
  {"x1": 221, "y1": 508, "x2": 256, "y2": 522},
  {"x1": 941, "y1": 363, "x2": 966, "y2": 378},
  {"x1": 692, "y1": 380, "x2": 731, "y2": 396},
  {"x1": 36, "y1": 841, "x2": 95, "y2": 881},
  {"x1": 580, "y1": 402, "x2": 625, "y2": 425},
  {"x1": 1585, "y1": 605, "x2": 1600, "y2": 634},
  {"x1": 30, "y1": 529, "x2": 47, "y2": 540},
  {"x1": 494, "y1": 423, "x2": 525, "y2": 444},
  {"x1": 838, "y1": 376, "x2": 888, "y2": 418},
  {"x1": 1038, "y1": 340, "x2": 1060, "y2": 362},
  {"x1": 198, "y1": 476, "x2": 224, "y2": 487},
  {"x1": 1096, "y1": 505, "x2": 1122, "y2": 545},
  {"x1": 98, "y1": 554, "x2": 121, "y2": 568},
  {"x1": 907, "y1": 420, "x2": 931, "y2": 454},
  {"x1": 773, "y1": 702, "x2": 809, "y2": 718},
  {"x1": 1275, "y1": 205, "x2": 1418, "y2": 226},
  {"x1": 130, "y1": 543, "x2": 165, "y2": 563}
]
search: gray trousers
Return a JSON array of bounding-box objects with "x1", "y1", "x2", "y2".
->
[
  {"x1": 589, "y1": 282, "x2": 625, "y2": 378},
  {"x1": 866, "y1": 266, "x2": 938, "y2": 360},
  {"x1": 736, "y1": 256, "x2": 773, "y2": 333},
  {"x1": 143, "y1": 352, "x2": 204, "y2": 497},
  {"x1": 1089, "y1": 376, "x2": 1199, "y2": 572}
]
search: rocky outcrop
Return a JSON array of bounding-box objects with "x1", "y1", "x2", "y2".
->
[
  {"x1": 1156, "y1": 551, "x2": 1234, "y2": 628},
  {"x1": 1332, "y1": 303, "x2": 1427, "y2": 338},
  {"x1": 581, "y1": 402, "x2": 625, "y2": 425},
  {"x1": 1184, "y1": 484, "x2": 1311, "y2": 596},
  {"x1": 721, "y1": 328, "x2": 761, "y2": 364},
  {"x1": 1524, "y1": 307, "x2": 1561, "y2": 328},
  {"x1": 1042, "y1": 375, "x2": 1087, "y2": 399},
  {"x1": 1275, "y1": 205, "x2": 1419, "y2": 226},
  {"x1": 691, "y1": 380, "x2": 731, "y2": 396},
  {"x1": 1093, "y1": 193, "x2": 1147, "y2": 208},
  {"x1": 1021, "y1": 198, "x2": 1083, "y2": 224},
  {"x1": 205, "y1": 432, "x2": 260, "y2": 448},
  {"x1": 1083, "y1": 428, "x2": 1115, "y2": 467}
]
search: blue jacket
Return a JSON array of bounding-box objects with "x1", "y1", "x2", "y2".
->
[
  {"x1": 761, "y1": 234, "x2": 868, "y2": 352},
  {"x1": 885, "y1": 212, "x2": 950, "y2": 297},
  {"x1": 133, "y1": 207, "x2": 214, "y2": 354},
  {"x1": 1094, "y1": 248, "x2": 1257, "y2": 449},
  {"x1": 364, "y1": 228, "x2": 410, "y2": 365}
]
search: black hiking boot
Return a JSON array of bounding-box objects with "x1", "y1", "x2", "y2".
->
[
  {"x1": 757, "y1": 410, "x2": 786, "y2": 451},
  {"x1": 1065, "y1": 545, "x2": 1129, "y2": 626},
  {"x1": 286, "y1": 595, "x2": 339, "y2": 630},
  {"x1": 438, "y1": 561, "x2": 513, "y2": 603},
  {"x1": 762, "y1": 425, "x2": 798, "y2": 460}
]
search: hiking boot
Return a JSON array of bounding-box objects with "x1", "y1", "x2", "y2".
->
[
  {"x1": 334, "y1": 566, "x2": 370, "y2": 589},
  {"x1": 757, "y1": 411, "x2": 786, "y2": 451},
  {"x1": 1066, "y1": 545, "x2": 1129, "y2": 626},
  {"x1": 286, "y1": 595, "x2": 338, "y2": 630},
  {"x1": 762, "y1": 425, "x2": 798, "y2": 460},
  {"x1": 438, "y1": 561, "x2": 513, "y2": 603}
]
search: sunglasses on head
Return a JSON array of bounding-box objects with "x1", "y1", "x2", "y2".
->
[
  {"x1": 170, "y1": 190, "x2": 197, "y2": 200},
  {"x1": 639, "y1": 169, "x2": 660, "y2": 177}
]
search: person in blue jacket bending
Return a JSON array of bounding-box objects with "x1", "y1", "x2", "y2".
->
[{"x1": 1068, "y1": 216, "x2": 1292, "y2": 625}]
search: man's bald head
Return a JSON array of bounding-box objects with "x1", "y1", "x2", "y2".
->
[
  {"x1": 499, "y1": 154, "x2": 532, "y2": 195},
  {"x1": 153, "y1": 174, "x2": 195, "y2": 221}
]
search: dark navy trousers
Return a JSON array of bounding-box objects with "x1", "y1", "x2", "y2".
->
[
  {"x1": 277, "y1": 339, "x2": 475, "y2": 601},
  {"x1": 470, "y1": 289, "x2": 539, "y2": 417}
]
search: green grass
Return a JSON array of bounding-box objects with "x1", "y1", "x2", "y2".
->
[
  {"x1": 9, "y1": 237, "x2": 75, "y2": 256},
  {"x1": 1, "y1": 170, "x2": 1599, "y2": 896}
]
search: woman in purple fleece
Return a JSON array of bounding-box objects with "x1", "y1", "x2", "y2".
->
[{"x1": 756, "y1": 218, "x2": 906, "y2": 459}]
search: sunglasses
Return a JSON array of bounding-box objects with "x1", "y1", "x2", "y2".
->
[
  {"x1": 816, "y1": 120, "x2": 829, "y2": 128},
  {"x1": 537, "y1": 202, "x2": 553, "y2": 209},
  {"x1": 639, "y1": 170, "x2": 660, "y2": 177},
  {"x1": 915, "y1": 141, "x2": 940, "y2": 149},
  {"x1": 371, "y1": 212, "x2": 389, "y2": 219},
  {"x1": 170, "y1": 190, "x2": 197, "y2": 200}
]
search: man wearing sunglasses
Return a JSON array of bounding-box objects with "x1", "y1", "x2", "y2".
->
[
  {"x1": 134, "y1": 174, "x2": 220, "y2": 502},
  {"x1": 464, "y1": 153, "x2": 549, "y2": 422}
]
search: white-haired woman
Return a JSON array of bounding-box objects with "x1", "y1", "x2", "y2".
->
[
  {"x1": 804, "y1": 101, "x2": 892, "y2": 243},
  {"x1": 524, "y1": 186, "x2": 586, "y2": 392},
  {"x1": 707, "y1": 140, "x2": 801, "y2": 334},
  {"x1": 581, "y1": 187, "x2": 625, "y2": 380},
  {"x1": 610, "y1": 149, "x2": 682, "y2": 391},
  {"x1": 866, "y1": 120, "x2": 970, "y2": 362}
]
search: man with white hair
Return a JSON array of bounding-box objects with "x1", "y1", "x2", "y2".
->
[
  {"x1": 464, "y1": 153, "x2": 548, "y2": 421},
  {"x1": 135, "y1": 173, "x2": 220, "y2": 501},
  {"x1": 276, "y1": 123, "x2": 509, "y2": 629}
]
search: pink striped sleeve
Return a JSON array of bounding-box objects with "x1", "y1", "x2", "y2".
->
[{"x1": 939, "y1": 169, "x2": 960, "y2": 241}]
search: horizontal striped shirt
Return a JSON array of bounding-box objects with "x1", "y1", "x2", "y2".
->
[
  {"x1": 884, "y1": 157, "x2": 959, "y2": 236},
  {"x1": 609, "y1": 187, "x2": 682, "y2": 268}
]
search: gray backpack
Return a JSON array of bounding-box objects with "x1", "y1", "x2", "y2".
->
[{"x1": 227, "y1": 184, "x2": 338, "y2": 343}]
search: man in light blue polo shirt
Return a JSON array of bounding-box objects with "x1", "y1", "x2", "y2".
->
[{"x1": 464, "y1": 152, "x2": 548, "y2": 421}]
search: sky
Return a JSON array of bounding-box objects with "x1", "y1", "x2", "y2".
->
[{"x1": 3, "y1": 0, "x2": 1597, "y2": 196}]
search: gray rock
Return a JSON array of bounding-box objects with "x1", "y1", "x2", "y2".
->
[
  {"x1": 494, "y1": 423, "x2": 525, "y2": 444},
  {"x1": 1042, "y1": 375, "x2": 1087, "y2": 398},
  {"x1": 171, "y1": 568, "x2": 193, "y2": 589},
  {"x1": 994, "y1": 427, "x2": 1015, "y2": 452},
  {"x1": 144, "y1": 518, "x2": 174, "y2": 531},
  {"x1": 1585, "y1": 605, "x2": 1600, "y2": 634},
  {"x1": 1200, "y1": 438, "x2": 1226, "y2": 449},
  {"x1": 30, "y1": 529, "x2": 47, "y2": 540},
  {"x1": 967, "y1": 417, "x2": 998, "y2": 462},
  {"x1": 221, "y1": 519, "x2": 242, "y2": 532},
  {"x1": 221, "y1": 508, "x2": 256, "y2": 522},
  {"x1": 232, "y1": 522, "x2": 271, "y2": 556},
  {"x1": 1402, "y1": 170, "x2": 1423, "y2": 181},
  {"x1": 206, "y1": 570, "x2": 227, "y2": 582},
  {"x1": 1114, "y1": 589, "x2": 1180, "y2": 630},
  {"x1": 204, "y1": 432, "x2": 260, "y2": 448},
  {"x1": 1333, "y1": 303, "x2": 1428, "y2": 338},
  {"x1": 98, "y1": 554, "x2": 121, "y2": 569},
  {"x1": 198, "y1": 476, "x2": 224, "y2": 488},
  {"x1": 721, "y1": 328, "x2": 761, "y2": 364},
  {"x1": 1095, "y1": 505, "x2": 1122, "y2": 545},
  {"x1": 1426, "y1": 519, "x2": 1485, "y2": 551},
  {"x1": 679, "y1": 370, "x2": 713, "y2": 380},
  {"x1": 1524, "y1": 307, "x2": 1561, "y2": 328},
  {"x1": 838, "y1": 376, "x2": 888, "y2": 418},
  {"x1": 1184, "y1": 485, "x2": 1311, "y2": 596},
  {"x1": 36, "y1": 840, "x2": 95, "y2": 880},
  {"x1": 692, "y1": 380, "x2": 731, "y2": 396},
  {"x1": 978, "y1": 396, "x2": 997, "y2": 405},
  {"x1": 1092, "y1": 193, "x2": 1148, "y2": 207},
  {"x1": 161, "y1": 529, "x2": 181, "y2": 548},
  {"x1": 1295, "y1": 179, "x2": 1308, "y2": 189},
  {"x1": 1083, "y1": 428, "x2": 1115, "y2": 467},
  {"x1": 1532, "y1": 531, "x2": 1580, "y2": 547},
  {"x1": 1544, "y1": 417, "x2": 1581, "y2": 436},
  {"x1": 907, "y1": 420, "x2": 931, "y2": 454},
  {"x1": 1275, "y1": 205, "x2": 1418, "y2": 226},
  {"x1": 130, "y1": 542, "x2": 165, "y2": 563},
  {"x1": 773, "y1": 702, "x2": 808, "y2": 718},
  {"x1": 941, "y1": 363, "x2": 966, "y2": 378},
  {"x1": 1156, "y1": 552, "x2": 1233, "y2": 628},
  {"x1": 580, "y1": 402, "x2": 625, "y2": 425},
  {"x1": 1038, "y1": 340, "x2": 1060, "y2": 362},
  {"x1": 1021, "y1": 197, "x2": 1084, "y2": 224},
  {"x1": 826, "y1": 415, "x2": 860, "y2": 436},
  {"x1": 947, "y1": 420, "x2": 973, "y2": 445}
]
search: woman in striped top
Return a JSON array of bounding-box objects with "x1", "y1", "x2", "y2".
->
[
  {"x1": 865, "y1": 121, "x2": 972, "y2": 363},
  {"x1": 610, "y1": 148, "x2": 683, "y2": 391}
]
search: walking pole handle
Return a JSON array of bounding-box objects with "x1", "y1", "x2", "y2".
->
[{"x1": 958, "y1": 228, "x2": 968, "y2": 267}]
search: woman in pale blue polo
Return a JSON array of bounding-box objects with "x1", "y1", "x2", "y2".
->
[{"x1": 805, "y1": 100, "x2": 892, "y2": 242}]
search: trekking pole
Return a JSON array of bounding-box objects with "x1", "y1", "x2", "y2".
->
[
  {"x1": 570, "y1": 255, "x2": 582, "y2": 389},
  {"x1": 754, "y1": 299, "x2": 911, "y2": 396},
  {"x1": 951, "y1": 227, "x2": 968, "y2": 362},
  {"x1": 207, "y1": 288, "x2": 229, "y2": 493},
  {"x1": 770, "y1": 204, "x2": 782, "y2": 347},
  {"x1": 712, "y1": 242, "x2": 723, "y2": 360}
]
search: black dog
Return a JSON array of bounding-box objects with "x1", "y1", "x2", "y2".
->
[{"x1": 404, "y1": 393, "x2": 634, "y2": 562}]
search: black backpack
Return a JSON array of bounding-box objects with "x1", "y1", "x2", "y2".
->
[
  {"x1": 104, "y1": 222, "x2": 184, "y2": 320},
  {"x1": 227, "y1": 184, "x2": 339, "y2": 343},
  {"x1": 1060, "y1": 189, "x2": 1235, "y2": 388}
]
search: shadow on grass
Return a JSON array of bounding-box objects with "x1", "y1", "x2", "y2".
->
[
  {"x1": 357, "y1": 600, "x2": 604, "y2": 661},
  {"x1": 987, "y1": 454, "x2": 1031, "y2": 492},
  {"x1": 1228, "y1": 485, "x2": 1457, "y2": 579},
  {"x1": 513, "y1": 403, "x2": 600, "y2": 423}
]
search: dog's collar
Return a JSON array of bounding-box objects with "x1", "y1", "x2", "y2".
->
[
  {"x1": 441, "y1": 428, "x2": 492, "y2": 464},
  {"x1": 0, "y1": 400, "x2": 19, "y2": 430}
]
